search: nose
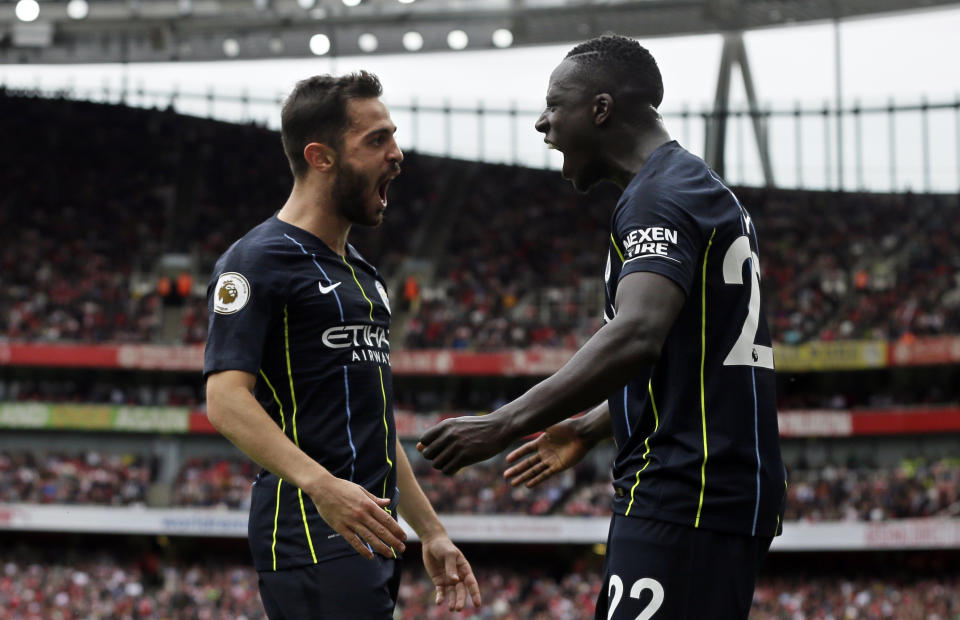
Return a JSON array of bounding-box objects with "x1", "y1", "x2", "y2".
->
[
  {"x1": 534, "y1": 111, "x2": 548, "y2": 134},
  {"x1": 388, "y1": 138, "x2": 403, "y2": 165}
]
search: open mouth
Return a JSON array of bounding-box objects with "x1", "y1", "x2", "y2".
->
[{"x1": 377, "y1": 178, "x2": 390, "y2": 207}]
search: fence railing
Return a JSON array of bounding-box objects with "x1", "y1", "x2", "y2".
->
[{"x1": 5, "y1": 80, "x2": 960, "y2": 193}]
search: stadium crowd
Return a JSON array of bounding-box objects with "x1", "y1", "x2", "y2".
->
[
  {"x1": 0, "y1": 92, "x2": 434, "y2": 346},
  {"x1": 3, "y1": 94, "x2": 959, "y2": 349},
  {"x1": 3, "y1": 449, "x2": 959, "y2": 523},
  {"x1": 401, "y1": 163, "x2": 613, "y2": 350},
  {"x1": 0, "y1": 451, "x2": 153, "y2": 506},
  {"x1": 1, "y1": 547, "x2": 958, "y2": 619}
]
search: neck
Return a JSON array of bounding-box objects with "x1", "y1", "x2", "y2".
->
[
  {"x1": 277, "y1": 179, "x2": 351, "y2": 256},
  {"x1": 607, "y1": 121, "x2": 673, "y2": 190}
]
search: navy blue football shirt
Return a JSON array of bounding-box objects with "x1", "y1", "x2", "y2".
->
[
  {"x1": 204, "y1": 215, "x2": 398, "y2": 571},
  {"x1": 603, "y1": 141, "x2": 786, "y2": 537}
]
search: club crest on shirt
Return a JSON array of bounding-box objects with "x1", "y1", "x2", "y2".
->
[
  {"x1": 213, "y1": 272, "x2": 251, "y2": 315},
  {"x1": 375, "y1": 280, "x2": 391, "y2": 315}
]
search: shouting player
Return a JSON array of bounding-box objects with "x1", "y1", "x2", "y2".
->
[
  {"x1": 204, "y1": 72, "x2": 480, "y2": 619},
  {"x1": 418, "y1": 36, "x2": 785, "y2": 619}
]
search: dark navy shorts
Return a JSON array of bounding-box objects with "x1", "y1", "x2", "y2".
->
[
  {"x1": 258, "y1": 553, "x2": 402, "y2": 619},
  {"x1": 595, "y1": 514, "x2": 772, "y2": 620}
]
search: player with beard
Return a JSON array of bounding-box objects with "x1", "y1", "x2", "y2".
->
[
  {"x1": 418, "y1": 36, "x2": 785, "y2": 619},
  {"x1": 204, "y1": 72, "x2": 480, "y2": 619}
]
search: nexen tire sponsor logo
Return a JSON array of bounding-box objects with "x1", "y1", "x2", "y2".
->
[{"x1": 623, "y1": 226, "x2": 679, "y2": 259}]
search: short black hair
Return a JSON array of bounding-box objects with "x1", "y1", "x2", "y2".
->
[
  {"x1": 280, "y1": 71, "x2": 383, "y2": 178},
  {"x1": 565, "y1": 35, "x2": 664, "y2": 122}
]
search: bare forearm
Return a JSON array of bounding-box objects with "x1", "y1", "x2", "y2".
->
[
  {"x1": 573, "y1": 402, "x2": 613, "y2": 445},
  {"x1": 206, "y1": 379, "x2": 331, "y2": 495},
  {"x1": 395, "y1": 441, "x2": 446, "y2": 541},
  {"x1": 503, "y1": 318, "x2": 653, "y2": 438}
]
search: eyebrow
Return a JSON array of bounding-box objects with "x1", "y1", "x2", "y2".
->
[{"x1": 363, "y1": 125, "x2": 397, "y2": 140}]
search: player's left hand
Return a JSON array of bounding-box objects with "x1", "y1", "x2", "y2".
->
[
  {"x1": 421, "y1": 533, "x2": 482, "y2": 612},
  {"x1": 417, "y1": 413, "x2": 508, "y2": 475}
]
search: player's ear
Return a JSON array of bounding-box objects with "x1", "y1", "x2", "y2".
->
[
  {"x1": 303, "y1": 142, "x2": 337, "y2": 173},
  {"x1": 593, "y1": 93, "x2": 613, "y2": 126}
]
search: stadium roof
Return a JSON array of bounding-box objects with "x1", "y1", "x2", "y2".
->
[{"x1": 1, "y1": 0, "x2": 958, "y2": 64}]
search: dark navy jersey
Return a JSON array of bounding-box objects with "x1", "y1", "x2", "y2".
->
[
  {"x1": 204, "y1": 215, "x2": 398, "y2": 572},
  {"x1": 603, "y1": 141, "x2": 786, "y2": 538}
]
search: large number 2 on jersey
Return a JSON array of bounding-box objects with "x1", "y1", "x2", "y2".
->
[
  {"x1": 721, "y1": 235, "x2": 774, "y2": 369},
  {"x1": 607, "y1": 575, "x2": 664, "y2": 620}
]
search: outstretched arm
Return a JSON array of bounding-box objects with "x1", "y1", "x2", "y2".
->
[
  {"x1": 504, "y1": 402, "x2": 612, "y2": 488},
  {"x1": 419, "y1": 271, "x2": 684, "y2": 474},
  {"x1": 206, "y1": 370, "x2": 407, "y2": 559},
  {"x1": 394, "y1": 441, "x2": 481, "y2": 612}
]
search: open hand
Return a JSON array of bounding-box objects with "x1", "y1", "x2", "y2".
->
[{"x1": 503, "y1": 418, "x2": 590, "y2": 488}]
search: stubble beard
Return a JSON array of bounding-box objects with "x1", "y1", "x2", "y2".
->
[{"x1": 333, "y1": 159, "x2": 381, "y2": 228}]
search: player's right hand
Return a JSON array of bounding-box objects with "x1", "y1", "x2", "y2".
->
[
  {"x1": 310, "y1": 476, "x2": 407, "y2": 560},
  {"x1": 503, "y1": 419, "x2": 589, "y2": 488}
]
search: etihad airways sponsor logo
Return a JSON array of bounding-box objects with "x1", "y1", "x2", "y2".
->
[
  {"x1": 321, "y1": 324, "x2": 390, "y2": 350},
  {"x1": 622, "y1": 226, "x2": 680, "y2": 261},
  {"x1": 322, "y1": 324, "x2": 391, "y2": 364}
]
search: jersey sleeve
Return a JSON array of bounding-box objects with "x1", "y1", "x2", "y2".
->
[
  {"x1": 203, "y1": 243, "x2": 281, "y2": 379},
  {"x1": 613, "y1": 187, "x2": 703, "y2": 296}
]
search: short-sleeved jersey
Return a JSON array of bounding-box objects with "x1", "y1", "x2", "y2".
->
[
  {"x1": 603, "y1": 141, "x2": 786, "y2": 538},
  {"x1": 204, "y1": 215, "x2": 398, "y2": 572}
]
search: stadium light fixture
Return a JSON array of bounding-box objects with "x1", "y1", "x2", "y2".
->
[
  {"x1": 342, "y1": 0, "x2": 361, "y2": 6},
  {"x1": 358, "y1": 33, "x2": 378, "y2": 53},
  {"x1": 397, "y1": 0, "x2": 416, "y2": 4},
  {"x1": 296, "y1": 0, "x2": 316, "y2": 8},
  {"x1": 66, "y1": 0, "x2": 89, "y2": 20},
  {"x1": 15, "y1": 0, "x2": 40, "y2": 23},
  {"x1": 310, "y1": 33, "x2": 331, "y2": 56},
  {"x1": 223, "y1": 38, "x2": 240, "y2": 57},
  {"x1": 402, "y1": 31, "x2": 423, "y2": 52},
  {"x1": 447, "y1": 30, "x2": 468, "y2": 50},
  {"x1": 492, "y1": 28, "x2": 514, "y2": 48}
]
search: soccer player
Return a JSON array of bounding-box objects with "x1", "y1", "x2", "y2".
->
[
  {"x1": 418, "y1": 36, "x2": 786, "y2": 619},
  {"x1": 204, "y1": 72, "x2": 480, "y2": 619}
]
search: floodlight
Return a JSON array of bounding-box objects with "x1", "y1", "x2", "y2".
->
[
  {"x1": 296, "y1": 0, "x2": 316, "y2": 8},
  {"x1": 310, "y1": 33, "x2": 331, "y2": 55},
  {"x1": 492, "y1": 28, "x2": 514, "y2": 48},
  {"x1": 15, "y1": 0, "x2": 40, "y2": 22},
  {"x1": 66, "y1": 0, "x2": 90, "y2": 20},
  {"x1": 223, "y1": 38, "x2": 240, "y2": 57},
  {"x1": 447, "y1": 30, "x2": 468, "y2": 50},
  {"x1": 402, "y1": 31, "x2": 423, "y2": 52},
  {"x1": 342, "y1": 0, "x2": 361, "y2": 6},
  {"x1": 358, "y1": 33, "x2": 378, "y2": 53}
]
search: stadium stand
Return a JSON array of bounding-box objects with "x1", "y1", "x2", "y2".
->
[
  {"x1": 2, "y1": 94, "x2": 960, "y2": 619},
  {"x1": 2, "y1": 447, "x2": 959, "y2": 525},
  {"x1": 1, "y1": 541, "x2": 958, "y2": 619},
  {"x1": 3, "y1": 93, "x2": 959, "y2": 349}
]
